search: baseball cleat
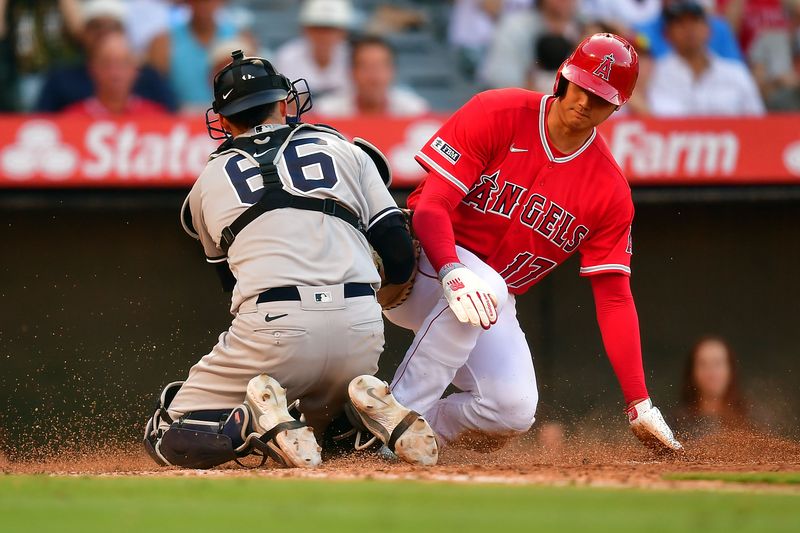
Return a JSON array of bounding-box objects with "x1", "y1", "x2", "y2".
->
[
  {"x1": 348, "y1": 375, "x2": 438, "y2": 466},
  {"x1": 245, "y1": 374, "x2": 322, "y2": 468},
  {"x1": 377, "y1": 444, "x2": 399, "y2": 462}
]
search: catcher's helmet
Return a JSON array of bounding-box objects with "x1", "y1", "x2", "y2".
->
[
  {"x1": 553, "y1": 33, "x2": 639, "y2": 106},
  {"x1": 206, "y1": 50, "x2": 312, "y2": 139}
]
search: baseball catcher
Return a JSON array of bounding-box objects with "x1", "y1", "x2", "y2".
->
[{"x1": 143, "y1": 51, "x2": 435, "y2": 469}]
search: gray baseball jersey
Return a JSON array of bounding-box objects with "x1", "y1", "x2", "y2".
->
[
  {"x1": 169, "y1": 123, "x2": 397, "y2": 433},
  {"x1": 182, "y1": 123, "x2": 400, "y2": 314}
]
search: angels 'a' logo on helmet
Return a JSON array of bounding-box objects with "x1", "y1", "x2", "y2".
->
[{"x1": 593, "y1": 53, "x2": 615, "y2": 81}]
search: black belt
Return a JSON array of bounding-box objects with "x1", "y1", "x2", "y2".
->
[{"x1": 257, "y1": 283, "x2": 374, "y2": 304}]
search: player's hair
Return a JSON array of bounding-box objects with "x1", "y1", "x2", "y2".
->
[
  {"x1": 680, "y1": 335, "x2": 748, "y2": 426},
  {"x1": 223, "y1": 101, "x2": 280, "y2": 131},
  {"x1": 350, "y1": 34, "x2": 395, "y2": 66},
  {"x1": 554, "y1": 77, "x2": 568, "y2": 99}
]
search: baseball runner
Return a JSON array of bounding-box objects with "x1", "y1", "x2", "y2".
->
[
  {"x1": 373, "y1": 34, "x2": 684, "y2": 453},
  {"x1": 143, "y1": 51, "x2": 437, "y2": 469}
]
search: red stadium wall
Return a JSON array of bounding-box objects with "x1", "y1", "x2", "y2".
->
[{"x1": 1, "y1": 114, "x2": 799, "y2": 188}]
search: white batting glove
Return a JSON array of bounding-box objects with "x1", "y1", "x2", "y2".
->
[
  {"x1": 626, "y1": 398, "x2": 684, "y2": 453},
  {"x1": 439, "y1": 263, "x2": 498, "y2": 329}
]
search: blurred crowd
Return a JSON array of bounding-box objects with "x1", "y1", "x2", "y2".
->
[
  {"x1": 461, "y1": 0, "x2": 800, "y2": 114},
  {"x1": 1, "y1": 0, "x2": 799, "y2": 117}
]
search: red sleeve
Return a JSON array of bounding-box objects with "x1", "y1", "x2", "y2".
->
[
  {"x1": 579, "y1": 188, "x2": 634, "y2": 277},
  {"x1": 412, "y1": 173, "x2": 465, "y2": 273},
  {"x1": 590, "y1": 273, "x2": 648, "y2": 405},
  {"x1": 414, "y1": 93, "x2": 497, "y2": 195}
]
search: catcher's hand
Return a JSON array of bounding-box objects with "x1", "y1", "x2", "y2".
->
[
  {"x1": 374, "y1": 243, "x2": 419, "y2": 310},
  {"x1": 626, "y1": 398, "x2": 683, "y2": 453},
  {"x1": 439, "y1": 263, "x2": 498, "y2": 329},
  {"x1": 374, "y1": 209, "x2": 419, "y2": 310}
]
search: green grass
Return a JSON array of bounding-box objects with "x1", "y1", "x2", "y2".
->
[
  {"x1": 0, "y1": 475, "x2": 798, "y2": 533},
  {"x1": 664, "y1": 471, "x2": 800, "y2": 485}
]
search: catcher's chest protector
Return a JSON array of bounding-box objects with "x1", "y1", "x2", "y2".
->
[{"x1": 215, "y1": 124, "x2": 367, "y2": 253}]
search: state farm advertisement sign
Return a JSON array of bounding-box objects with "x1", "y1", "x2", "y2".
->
[
  {"x1": 603, "y1": 115, "x2": 800, "y2": 184},
  {"x1": 0, "y1": 118, "x2": 216, "y2": 186},
  {"x1": 1, "y1": 114, "x2": 799, "y2": 188}
]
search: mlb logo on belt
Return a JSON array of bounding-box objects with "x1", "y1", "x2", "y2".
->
[{"x1": 314, "y1": 292, "x2": 333, "y2": 303}]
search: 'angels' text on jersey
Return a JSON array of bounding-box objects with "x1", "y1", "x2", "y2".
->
[
  {"x1": 463, "y1": 171, "x2": 589, "y2": 254},
  {"x1": 409, "y1": 89, "x2": 634, "y2": 295}
]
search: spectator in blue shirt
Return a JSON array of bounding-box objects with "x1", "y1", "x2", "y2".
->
[
  {"x1": 634, "y1": 0, "x2": 744, "y2": 62},
  {"x1": 34, "y1": 0, "x2": 176, "y2": 112},
  {"x1": 146, "y1": 0, "x2": 251, "y2": 112}
]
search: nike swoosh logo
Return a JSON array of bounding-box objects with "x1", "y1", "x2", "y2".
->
[
  {"x1": 264, "y1": 313, "x2": 288, "y2": 322},
  {"x1": 222, "y1": 89, "x2": 233, "y2": 99},
  {"x1": 510, "y1": 145, "x2": 528, "y2": 152},
  {"x1": 365, "y1": 387, "x2": 390, "y2": 406},
  {"x1": 253, "y1": 148, "x2": 277, "y2": 158}
]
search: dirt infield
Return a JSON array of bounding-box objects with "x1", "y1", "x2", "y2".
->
[{"x1": 3, "y1": 430, "x2": 799, "y2": 492}]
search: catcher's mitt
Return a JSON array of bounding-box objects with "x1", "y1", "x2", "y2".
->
[{"x1": 374, "y1": 209, "x2": 419, "y2": 310}]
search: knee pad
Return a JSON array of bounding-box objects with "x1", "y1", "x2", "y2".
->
[
  {"x1": 150, "y1": 408, "x2": 254, "y2": 469},
  {"x1": 144, "y1": 381, "x2": 248, "y2": 469},
  {"x1": 159, "y1": 424, "x2": 237, "y2": 469}
]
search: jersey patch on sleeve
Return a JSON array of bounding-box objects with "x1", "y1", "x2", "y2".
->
[{"x1": 430, "y1": 137, "x2": 461, "y2": 165}]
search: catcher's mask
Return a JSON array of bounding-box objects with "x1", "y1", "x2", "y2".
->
[{"x1": 205, "y1": 50, "x2": 313, "y2": 140}]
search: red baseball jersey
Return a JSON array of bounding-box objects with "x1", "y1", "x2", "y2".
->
[{"x1": 409, "y1": 88, "x2": 634, "y2": 295}]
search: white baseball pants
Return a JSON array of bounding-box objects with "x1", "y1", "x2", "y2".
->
[{"x1": 385, "y1": 247, "x2": 538, "y2": 446}]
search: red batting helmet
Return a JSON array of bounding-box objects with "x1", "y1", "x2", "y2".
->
[{"x1": 553, "y1": 33, "x2": 639, "y2": 106}]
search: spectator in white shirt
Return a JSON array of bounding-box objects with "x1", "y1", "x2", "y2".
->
[
  {"x1": 480, "y1": 0, "x2": 581, "y2": 89},
  {"x1": 648, "y1": 1, "x2": 765, "y2": 116},
  {"x1": 274, "y1": 0, "x2": 355, "y2": 98},
  {"x1": 448, "y1": 0, "x2": 533, "y2": 77},
  {"x1": 314, "y1": 35, "x2": 429, "y2": 118}
]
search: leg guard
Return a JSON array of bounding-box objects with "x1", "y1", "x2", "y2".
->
[
  {"x1": 158, "y1": 410, "x2": 240, "y2": 469},
  {"x1": 143, "y1": 381, "x2": 245, "y2": 469},
  {"x1": 143, "y1": 381, "x2": 184, "y2": 466},
  {"x1": 144, "y1": 379, "x2": 320, "y2": 469}
]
